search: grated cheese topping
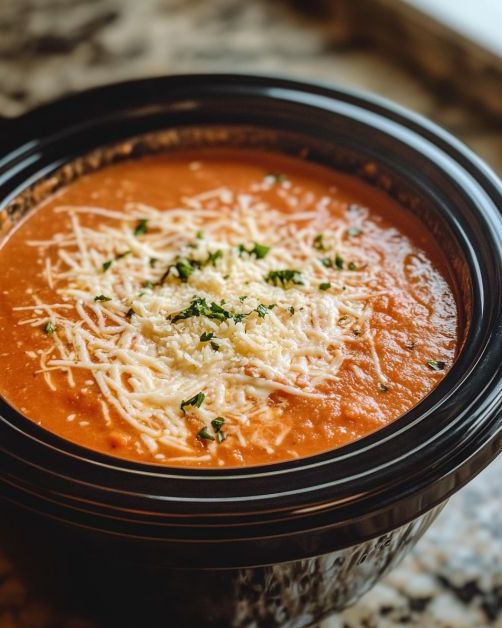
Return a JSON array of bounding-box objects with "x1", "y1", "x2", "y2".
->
[{"x1": 18, "y1": 177, "x2": 386, "y2": 463}]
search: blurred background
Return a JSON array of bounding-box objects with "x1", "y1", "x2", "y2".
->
[
  {"x1": 0, "y1": 1, "x2": 501, "y2": 627},
  {"x1": 1, "y1": 0, "x2": 501, "y2": 171}
]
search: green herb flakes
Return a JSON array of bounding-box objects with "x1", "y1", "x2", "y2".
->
[
  {"x1": 210, "y1": 417, "x2": 226, "y2": 442},
  {"x1": 238, "y1": 242, "x2": 270, "y2": 260},
  {"x1": 427, "y1": 359, "x2": 445, "y2": 371},
  {"x1": 197, "y1": 427, "x2": 215, "y2": 441},
  {"x1": 319, "y1": 282, "x2": 331, "y2": 291},
  {"x1": 149, "y1": 257, "x2": 159, "y2": 268},
  {"x1": 335, "y1": 254, "x2": 344, "y2": 270},
  {"x1": 210, "y1": 341, "x2": 220, "y2": 351},
  {"x1": 133, "y1": 219, "x2": 148, "y2": 236},
  {"x1": 169, "y1": 297, "x2": 248, "y2": 325},
  {"x1": 251, "y1": 242, "x2": 270, "y2": 259},
  {"x1": 206, "y1": 249, "x2": 223, "y2": 266},
  {"x1": 175, "y1": 258, "x2": 197, "y2": 282},
  {"x1": 211, "y1": 417, "x2": 225, "y2": 432},
  {"x1": 102, "y1": 260, "x2": 113, "y2": 272},
  {"x1": 255, "y1": 304, "x2": 269, "y2": 318},
  {"x1": 313, "y1": 234, "x2": 328, "y2": 251},
  {"x1": 200, "y1": 331, "x2": 215, "y2": 342},
  {"x1": 181, "y1": 392, "x2": 205, "y2": 414},
  {"x1": 94, "y1": 294, "x2": 112, "y2": 302},
  {"x1": 264, "y1": 269, "x2": 304, "y2": 288},
  {"x1": 161, "y1": 257, "x2": 196, "y2": 284},
  {"x1": 44, "y1": 321, "x2": 56, "y2": 334}
]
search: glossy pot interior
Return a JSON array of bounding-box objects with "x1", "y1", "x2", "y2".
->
[{"x1": 0, "y1": 74, "x2": 502, "y2": 626}]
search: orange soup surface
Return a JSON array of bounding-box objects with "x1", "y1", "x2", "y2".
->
[{"x1": 0, "y1": 149, "x2": 458, "y2": 467}]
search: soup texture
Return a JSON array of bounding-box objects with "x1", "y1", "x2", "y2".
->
[{"x1": 0, "y1": 149, "x2": 458, "y2": 467}]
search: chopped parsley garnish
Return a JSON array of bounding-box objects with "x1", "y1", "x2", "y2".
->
[
  {"x1": 319, "y1": 282, "x2": 331, "y2": 291},
  {"x1": 161, "y1": 250, "x2": 223, "y2": 284},
  {"x1": 378, "y1": 382, "x2": 389, "y2": 392},
  {"x1": 288, "y1": 306, "x2": 295, "y2": 316},
  {"x1": 313, "y1": 234, "x2": 329, "y2": 251},
  {"x1": 102, "y1": 260, "x2": 113, "y2": 272},
  {"x1": 94, "y1": 294, "x2": 112, "y2": 302},
  {"x1": 252, "y1": 242, "x2": 270, "y2": 259},
  {"x1": 115, "y1": 250, "x2": 131, "y2": 259},
  {"x1": 206, "y1": 249, "x2": 223, "y2": 266},
  {"x1": 211, "y1": 417, "x2": 225, "y2": 432},
  {"x1": 169, "y1": 297, "x2": 248, "y2": 325},
  {"x1": 196, "y1": 230, "x2": 204, "y2": 239},
  {"x1": 181, "y1": 392, "x2": 205, "y2": 414},
  {"x1": 238, "y1": 242, "x2": 270, "y2": 260},
  {"x1": 321, "y1": 255, "x2": 353, "y2": 271},
  {"x1": 175, "y1": 257, "x2": 197, "y2": 282},
  {"x1": 255, "y1": 304, "x2": 269, "y2": 318},
  {"x1": 347, "y1": 226, "x2": 362, "y2": 239},
  {"x1": 169, "y1": 297, "x2": 209, "y2": 323},
  {"x1": 264, "y1": 269, "x2": 304, "y2": 288},
  {"x1": 149, "y1": 257, "x2": 159, "y2": 268},
  {"x1": 239, "y1": 296, "x2": 248, "y2": 302},
  {"x1": 211, "y1": 417, "x2": 226, "y2": 442},
  {"x1": 133, "y1": 219, "x2": 148, "y2": 236},
  {"x1": 161, "y1": 257, "x2": 197, "y2": 283},
  {"x1": 197, "y1": 426, "x2": 215, "y2": 441},
  {"x1": 44, "y1": 321, "x2": 56, "y2": 334},
  {"x1": 210, "y1": 341, "x2": 220, "y2": 351},
  {"x1": 143, "y1": 280, "x2": 154, "y2": 290},
  {"x1": 200, "y1": 331, "x2": 215, "y2": 342},
  {"x1": 125, "y1": 308, "x2": 134, "y2": 320},
  {"x1": 427, "y1": 359, "x2": 445, "y2": 371},
  {"x1": 206, "y1": 301, "x2": 232, "y2": 322}
]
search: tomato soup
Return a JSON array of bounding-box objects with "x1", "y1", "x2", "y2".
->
[{"x1": 0, "y1": 149, "x2": 458, "y2": 467}]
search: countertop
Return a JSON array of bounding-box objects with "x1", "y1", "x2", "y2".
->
[{"x1": 0, "y1": 1, "x2": 501, "y2": 626}]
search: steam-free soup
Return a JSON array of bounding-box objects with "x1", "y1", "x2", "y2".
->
[{"x1": 0, "y1": 149, "x2": 458, "y2": 467}]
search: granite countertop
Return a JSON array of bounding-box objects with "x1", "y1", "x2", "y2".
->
[{"x1": 0, "y1": 1, "x2": 501, "y2": 626}]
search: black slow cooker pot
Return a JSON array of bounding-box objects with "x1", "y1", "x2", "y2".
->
[{"x1": 0, "y1": 75, "x2": 502, "y2": 628}]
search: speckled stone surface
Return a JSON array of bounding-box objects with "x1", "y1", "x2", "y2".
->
[{"x1": 0, "y1": 1, "x2": 501, "y2": 626}]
